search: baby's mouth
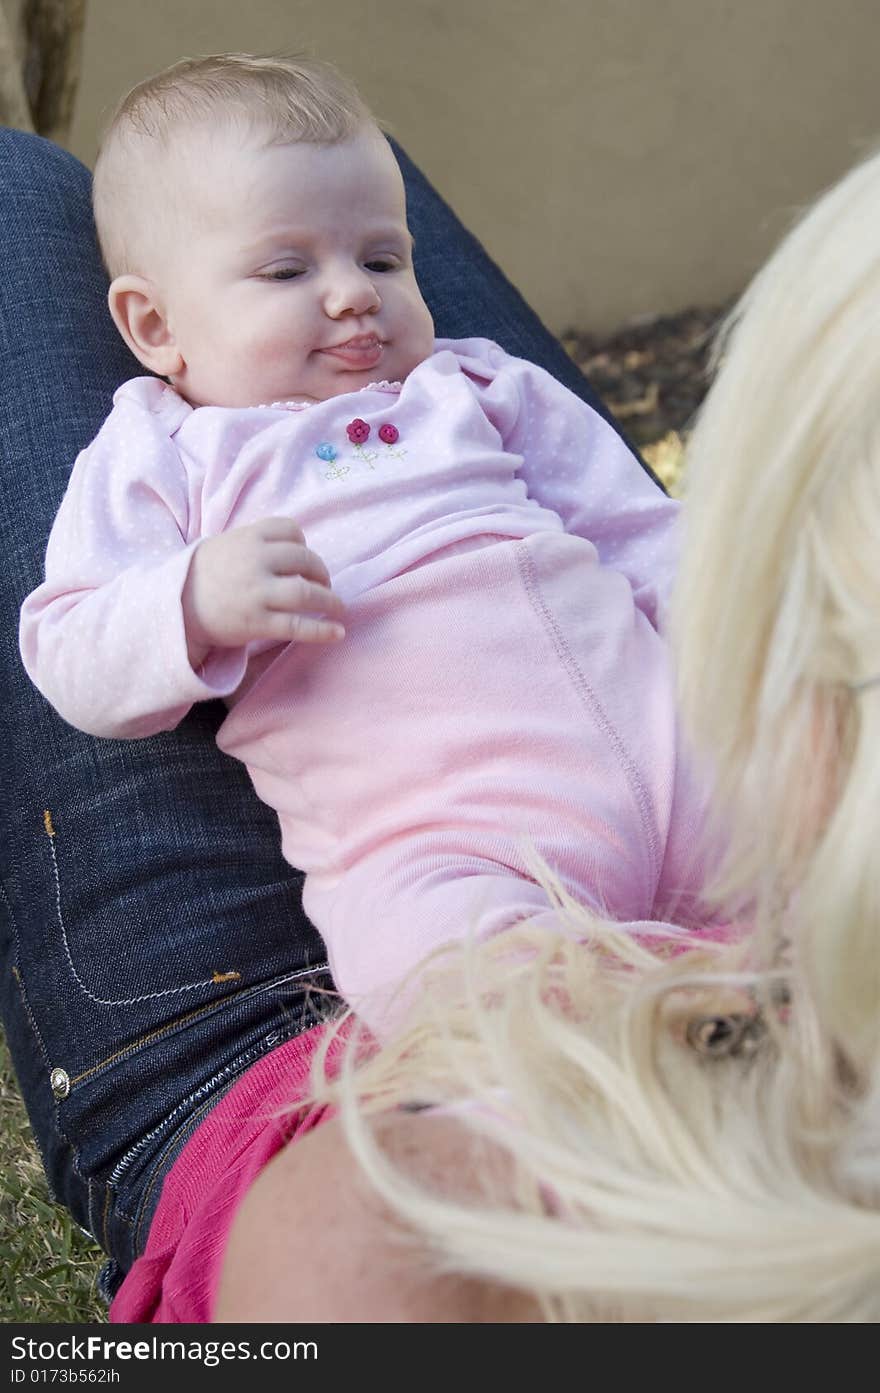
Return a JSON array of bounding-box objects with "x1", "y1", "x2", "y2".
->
[{"x1": 319, "y1": 335, "x2": 384, "y2": 368}]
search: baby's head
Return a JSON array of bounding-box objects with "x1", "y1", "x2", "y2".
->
[{"x1": 93, "y1": 53, "x2": 435, "y2": 407}]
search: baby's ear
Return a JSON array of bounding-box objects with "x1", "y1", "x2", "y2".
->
[{"x1": 107, "y1": 275, "x2": 183, "y2": 376}]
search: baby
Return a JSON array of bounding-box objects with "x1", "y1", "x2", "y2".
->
[{"x1": 20, "y1": 54, "x2": 707, "y2": 1030}]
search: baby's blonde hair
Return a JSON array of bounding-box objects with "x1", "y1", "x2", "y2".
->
[
  {"x1": 308, "y1": 145, "x2": 880, "y2": 1321},
  {"x1": 92, "y1": 53, "x2": 376, "y2": 278}
]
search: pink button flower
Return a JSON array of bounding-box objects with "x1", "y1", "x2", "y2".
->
[
  {"x1": 378, "y1": 423, "x2": 399, "y2": 444},
  {"x1": 346, "y1": 418, "x2": 371, "y2": 444}
]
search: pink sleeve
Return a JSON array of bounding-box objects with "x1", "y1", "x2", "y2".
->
[
  {"x1": 18, "y1": 387, "x2": 248, "y2": 739},
  {"x1": 453, "y1": 338, "x2": 680, "y2": 630}
]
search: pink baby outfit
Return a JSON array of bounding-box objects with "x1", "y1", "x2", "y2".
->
[{"x1": 20, "y1": 338, "x2": 705, "y2": 1031}]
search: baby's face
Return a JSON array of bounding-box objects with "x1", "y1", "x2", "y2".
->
[{"x1": 156, "y1": 127, "x2": 435, "y2": 407}]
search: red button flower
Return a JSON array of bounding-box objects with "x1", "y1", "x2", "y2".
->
[
  {"x1": 378, "y1": 423, "x2": 399, "y2": 444},
  {"x1": 346, "y1": 418, "x2": 371, "y2": 444}
]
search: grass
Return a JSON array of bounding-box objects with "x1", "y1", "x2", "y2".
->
[
  {"x1": 642, "y1": 430, "x2": 687, "y2": 496},
  {"x1": 1, "y1": 1031, "x2": 106, "y2": 1322}
]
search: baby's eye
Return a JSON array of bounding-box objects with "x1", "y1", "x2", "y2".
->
[
  {"x1": 364, "y1": 259, "x2": 397, "y2": 273},
  {"x1": 261, "y1": 268, "x2": 306, "y2": 281}
]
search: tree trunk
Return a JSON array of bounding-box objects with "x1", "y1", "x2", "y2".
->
[
  {"x1": 0, "y1": 2, "x2": 34, "y2": 131},
  {"x1": 0, "y1": 0, "x2": 86, "y2": 144},
  {"x1": 23, "y1": 0, "x2": 87, "y2": 145}
]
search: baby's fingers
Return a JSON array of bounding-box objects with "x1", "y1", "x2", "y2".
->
[
  {"x1": 280, "y1": 613, "x2": 347, "y2": 644},
  {"x1": 261, "y1": 577, "x2": 347, "y2": 642},
  {"x1": 267, "y1": 575, "x2": 347, "y2": 622},
  {"x1": 268, "y1": 541, "x2": 333, "y2": 590},
  {"x1": 256, "y1": 606, "x2": 345, "y2": 644}
]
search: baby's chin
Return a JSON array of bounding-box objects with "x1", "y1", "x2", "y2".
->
[
  {"x1": 173, "y1": 344, "x2": 434, "y2": 408},
  {"x1": 318, "y1": 350, "x2": 432, "y2": 399}
]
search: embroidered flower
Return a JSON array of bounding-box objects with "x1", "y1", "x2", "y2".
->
[
  {"x1": 378, "y1": 423, "x2": 399, "y2": 444},
  {"x1": 346, "y1": 418, "x2": 371, "y2": 444},
  {"x1": 324, "y1": 461, "x2": 351, "y2": 481},
  {"x1": 315, "y1": 442, "x2": 337, "y2": 462}
]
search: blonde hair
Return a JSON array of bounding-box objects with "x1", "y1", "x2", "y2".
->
[
  {"x1": 308, "y1": 146, "x2": 880, "y2": 1321},
  {"x1": 672, "y1": 143, "x2": 880, "y2": 1070},
  {"x1": 92, "y1": 53, "x2": 376, "y2": 278}
]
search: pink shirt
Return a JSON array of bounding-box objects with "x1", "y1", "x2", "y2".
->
[
  {"x1": 19, "y1": 338, "x2": 678, "y2": 739},
  {"x1": 109, "y1": 1024, "x2": 334, "y2": 1323}
]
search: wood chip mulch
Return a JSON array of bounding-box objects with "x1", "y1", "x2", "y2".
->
[{"x1": 562, "y1": 302, "x2": 733, "y2": 492}]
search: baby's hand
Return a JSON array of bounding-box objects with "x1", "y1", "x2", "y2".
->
[{"x1": 182, "y1": 517, "x2": 346, "y2": 665}]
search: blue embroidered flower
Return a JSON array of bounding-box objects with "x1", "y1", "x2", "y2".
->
[{"x1": 315, "y1": 442, "x2": 337, "y2": 462}]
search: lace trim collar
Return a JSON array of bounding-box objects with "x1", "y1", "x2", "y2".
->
[{"x1": 259, "y1": 380, "x2": 403, "y2": 412}]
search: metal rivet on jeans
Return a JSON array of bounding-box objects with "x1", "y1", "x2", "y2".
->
[{"x1": 50, "y1": 1067, "x2": 70, "y2": 1099}]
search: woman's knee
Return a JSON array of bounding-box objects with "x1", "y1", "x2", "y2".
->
[{"x1": 0, "y1": 126, "x2": 91, "y2": 199}]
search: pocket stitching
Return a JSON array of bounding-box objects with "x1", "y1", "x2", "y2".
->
[{"x1": 42, "y1": 807, "x2": 251, "y2": 1007}]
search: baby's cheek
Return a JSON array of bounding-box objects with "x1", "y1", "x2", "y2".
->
[
  {"x1": 248, "y1": 327, "x2": 296, "y2": 377},
  {"x1": 415, "y1": 296, "x2": 435, "y2": 352},
  {"x1": 401, "y1": 306, "x2": 435, "y2": 375}
]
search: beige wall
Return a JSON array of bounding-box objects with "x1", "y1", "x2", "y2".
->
[{"x1": 61, "y1": 0, "x2": 880, "y2": 333}]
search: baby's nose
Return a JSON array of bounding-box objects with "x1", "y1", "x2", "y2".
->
[{"x1": 325, "y1": 268, "x2": 381, "y2": 317}]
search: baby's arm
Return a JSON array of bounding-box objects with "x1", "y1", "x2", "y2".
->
[
  {"x1": 457, "y1": 339, "x2": 679, "y2": 629},
  {"x1": 19, "y1": 393, "x2": 344, "y2": 740},
  {"x1": 20, "y1": 398, "x2": 234, "y2": 738}
]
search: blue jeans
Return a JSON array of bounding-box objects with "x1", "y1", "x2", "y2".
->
[{"x1": 0, "y1": 127, "x2": 656, "y2": 1287}]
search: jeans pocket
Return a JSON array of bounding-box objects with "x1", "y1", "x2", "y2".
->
[
  {"x1": 37, "y1": 798, "x2": 306, "y2": 1002},
  {"x1": 50, "y1": 968, "x2": 333, "y2": 1264}
]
